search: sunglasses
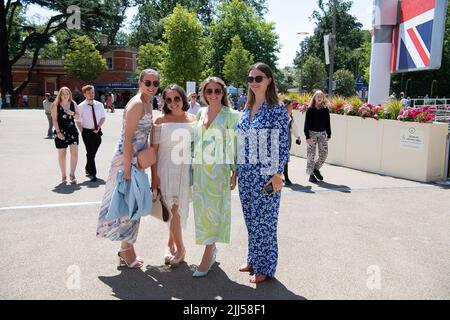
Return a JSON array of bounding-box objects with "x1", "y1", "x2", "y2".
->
[
  {"x1": 247, "y1": 75, "x2": 267, "y2": 83},
  {"x1": 143, "y1": 80, "x2": 160, "y2": 88},
  {"x1": 165, "y1": 96, "x2": 181, "y2": 105},
  {"x1": 204, "y1": 88, "x2": 223, "y2": 96}
]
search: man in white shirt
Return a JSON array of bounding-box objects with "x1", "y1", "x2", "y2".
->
[
  {"x1": 76, "y1": 85, "x2": 106, "y2": 182},
  {"x1": 187, "y1": 92, "x2": 201, "y2": 115}
]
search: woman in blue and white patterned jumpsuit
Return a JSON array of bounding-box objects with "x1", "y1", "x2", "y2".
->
[{"x1": 237, "y1": 63, "x2": 290, "y2": 283}]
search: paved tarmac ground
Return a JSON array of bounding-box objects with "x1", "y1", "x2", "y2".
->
[{"x1": 0, "y1": 109, "x2": 449, "y2": 300}]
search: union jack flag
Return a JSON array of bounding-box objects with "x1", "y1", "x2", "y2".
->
[{"x1": 391, "y1": 0, "x2": 436, "y2": 72}]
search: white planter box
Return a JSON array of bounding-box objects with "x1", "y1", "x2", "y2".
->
[
  {"x1": 380, "y1": 120, "x2": 448, "y2": 182},
  {"x1": 291, "y1": 110, "x2": 448, "y2": 182},
  {"x1": 327, "y1": 114, "x2": 347, "y2": 166},
  {"x1": 345, "y1": 116, "x2": 384, "y2": 173}
]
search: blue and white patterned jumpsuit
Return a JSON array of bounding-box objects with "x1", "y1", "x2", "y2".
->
[{"x1": 237, "y1": 101, "x2": 290, "y2": 278}]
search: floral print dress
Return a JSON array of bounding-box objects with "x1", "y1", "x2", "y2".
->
[
  {"x1": 54, "y1": 103, "x2": 79, "y2": 148},
  {"x1": 237, "y1": 102, "x2": 290, "y2": 277},
  {"x1": 96, "y1": 105, "x2": 152, "y2": 244}
]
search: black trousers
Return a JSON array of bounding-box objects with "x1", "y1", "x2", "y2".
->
[
  {"x1": 82, "y1": 129, "x2": 102, "y2": 176},
  {"x1": 283, "y1": 134, "x2": 292, "y2": 180},
  {"x1": 284, "y1": 163, "x2": 289, "y2": 181}
]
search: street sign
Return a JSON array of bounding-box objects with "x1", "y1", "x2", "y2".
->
[
  {"x1": 324, "y1": 34, "x2": 331, "y2": 65},
  {"x1": 186, "y1": 81, "x2": 196, "y2": 94}
]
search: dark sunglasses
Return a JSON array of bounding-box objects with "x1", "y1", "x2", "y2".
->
[
  {"x1": 143, "y1": 80, "x2": 160, "y2": 88},
  {"x1": 247, "y1": 75, "x2": 267, "y2": 83},
  {"x1": 205, "y1": 88, "x2": 223, "y2": 96},
  {"x1": 165, "y1": 96, "x2": 181, "y2": 105}
]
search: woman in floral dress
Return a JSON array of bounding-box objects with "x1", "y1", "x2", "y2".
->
[
  {"x1": 51, "y1": 86, "x2": 80, "y2": 184},
  {"x1": 96, "y1": 69, "x2": 159, "y2": 269},
  {"x1": 237, "y1": 63, "x2": 290, "y2": 283}
]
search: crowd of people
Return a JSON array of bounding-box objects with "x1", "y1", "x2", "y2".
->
[{"x1": 43, "y1": 62, "x2": 332, "y2": 284}]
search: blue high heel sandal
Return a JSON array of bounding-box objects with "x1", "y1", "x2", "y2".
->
[{"x1": 193, "y1": 247, "x2": 218, "y2": 278}]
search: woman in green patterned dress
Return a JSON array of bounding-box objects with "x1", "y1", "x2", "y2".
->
[{"x1": 192, "y1": 77, "x2": 240, "y2": 277}]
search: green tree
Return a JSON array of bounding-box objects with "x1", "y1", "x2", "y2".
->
[
  {"x1": 136, "y1": 42, "x2": 164, "y2": 77},
  {"x1": 223, "y1": 36, "x2": 254, "y2": 87},
  {"x1": 276, "y1": 67, "x2": 299, "y2": 93},
  {"x1": 39, "y1": 31, "x2": 73, "y2": 59},
  {"x1": 128, "y1": 0, "x2": 268, "y2": 48},
  {"x1": 160, "y1": 4, "x2": 204, "y2": 87},
  {"x1": 98, "y1": 0, "x2": 135, "y2": 45},
  {"x1": 0, "y1": 0, "x2": 131, "y2": 103},
  {"x1": 208, "y1": 0, "x2": 279, "y2": 77},
  {"x1": 64, "y1": 35, "x2": 107, "y2": 81},
  {"x1": 333, "y1": 69, "x2": 355, "y2": 96},
  {"x1": 359, "y1": 32, "x2": 372, "y2": 83},
  {"x1": 294, "y1": 0, "x2": 364, "y2": 72},
  {"x1": 300, "y1": 56, "x2": 327, "y2": 91}
]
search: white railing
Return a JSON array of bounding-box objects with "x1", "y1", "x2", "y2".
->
[
  {"x1": 38, "y1": 59, "x2": 64, "y2": 66},
  {"x1": 409, "y1": 99, "x2": 450, "y2": 131}
]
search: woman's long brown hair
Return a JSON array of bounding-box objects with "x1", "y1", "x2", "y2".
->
[
  {"x1": 245, "y1": 62, "x2": 279, "y2": 108},
  {"x1": 199, "y1": 77, "x2": 230, "y2": 107}
]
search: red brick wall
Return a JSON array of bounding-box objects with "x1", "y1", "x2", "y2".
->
[
  {"x1": 12, "y1": 47, "x2": 137, "y2": 96},
  {"x1": 112, "y1": 50, "x2": 135, "y2": 71}
]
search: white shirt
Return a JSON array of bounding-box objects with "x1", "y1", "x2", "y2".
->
[
  {"x1": 43, "y1": 99, "x2": 52, "y2": 113},
  {"x1": 187, "y1": 101, "x2": 201, "y2": 115},
  {"x1": 77, "y1": 99, "x2": 106, "y2": 129}
]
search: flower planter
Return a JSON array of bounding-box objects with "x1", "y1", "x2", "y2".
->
[
  {"x1": 345, "y1": 116, "x2": 384, "y2": 173},
  {"x1": 380, "y1": 120, "x2": 448, "y2": 182},
  {"x1": 291, "y1": 110, "x2": 448, "y2": 182},
  {"x1": 327, "y1": 114, "x2": 347, "y2": 166}
]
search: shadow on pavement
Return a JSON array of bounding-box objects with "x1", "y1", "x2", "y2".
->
[
  {"x1": 285, "y1": 184, "x2": 314, "y2": 193},
  {"x1": 99, "y1": 262, "x2": 306, "y2": 300},
  {"x1": 316, "y1": 181, "x2": 351, "y2": 193},
  {"x1": 435, "y1": 181, "x2": 450, "y2": 189},
  {"x1": 52, "y1": 182, "x2": 82, "y2": 194},
  {"x1": 51, "y1": 178, "x2": 105, "y2": 193},
  {"x1": 78, "y1": 178, "x2": 106, "y2": 189}
]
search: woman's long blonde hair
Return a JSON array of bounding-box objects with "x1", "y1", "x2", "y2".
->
[
  {"x1": 51, "y1": 87, "x2": 75, "y2": 112},
  {"x1": 309, "y1": 90, "x2": 325, "y2": 109}
]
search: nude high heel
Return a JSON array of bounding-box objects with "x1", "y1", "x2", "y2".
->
[{"x1": 117, "y1": 247, "x2": 143, "y2": 269}]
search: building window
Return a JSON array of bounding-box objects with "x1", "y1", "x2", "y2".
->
[{"x1": 106, "y1": 57, "x2": 113, "y2": 70}]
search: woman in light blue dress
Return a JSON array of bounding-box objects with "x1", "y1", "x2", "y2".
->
[{"x1": 96, "y1": 69, "x2": 159, "y2": 269}]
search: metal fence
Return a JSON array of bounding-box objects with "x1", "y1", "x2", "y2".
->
[
  {"x1": 409, "y1": 99, "x2": 450, "y2": 183},
  {"x1": 410, "y1": 98, "x2": 450, "y2": 132}
]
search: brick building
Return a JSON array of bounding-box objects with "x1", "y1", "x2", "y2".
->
[{"x1": 12, "y1": 46, "x2": 138, "y2": 104}]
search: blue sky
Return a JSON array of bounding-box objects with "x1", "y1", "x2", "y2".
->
[
  {"x1": 265, "y1": 0, "x2": 373, "y2": 67},
  {"x1": 27, "y1": 0, "x2": 374, "y2": 68}
]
